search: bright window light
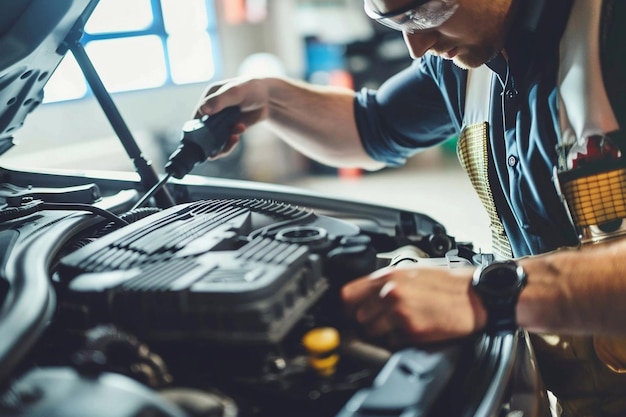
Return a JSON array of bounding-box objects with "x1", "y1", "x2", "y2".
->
[
  {"x1": 43, "y1": 55, "x2": 88, "y2": 103},
  {"x1": 168, "y1": 33, "x2": 216, "y2": 84},
  {"x1": 86, "y1": 36, "x2": 167, "y2": 93},
  {"x1": 85, "y1": 0, "x2": 154, "y2": 33},
  {"x1": 161, "y1": 0, "x2": 209, "y2": 33},
  {"x1": 41, "y1": 0, "x2": 220, "y2": 103}
]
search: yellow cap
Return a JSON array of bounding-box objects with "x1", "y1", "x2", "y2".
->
[{"x1": 302, "y1": 327, "x2": 340, "y2": 376}]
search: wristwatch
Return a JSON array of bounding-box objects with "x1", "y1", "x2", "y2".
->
[{"x1": 471, "y1": 260, "x2": 527, "y2": 333}]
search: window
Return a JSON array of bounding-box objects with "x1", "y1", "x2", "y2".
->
[{"x1": 44, "y1": 0, "x2": 220, "y2": 102}]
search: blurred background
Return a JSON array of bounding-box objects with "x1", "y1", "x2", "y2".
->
[{"x1": 3, "y1": 0, "x2": 490, "y2": 250}]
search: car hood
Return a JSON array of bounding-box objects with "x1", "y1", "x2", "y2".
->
[{"x1": 0, "y1": 0, "x2": 97, "y2": 156}]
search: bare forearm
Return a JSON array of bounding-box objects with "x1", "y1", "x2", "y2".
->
[
  {"x1": 517, "y1": 239, "x2": 626, "y2": 335},
  {"x1": 197, "y1": 76, "x2": 385, "y2": 170},
  {"x1": 263, "y1": 78, "x2": 385, "y2": 170}
]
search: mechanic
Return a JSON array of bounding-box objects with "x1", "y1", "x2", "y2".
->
[{"x1": 195, "y1": 0, "x2": 626, "y2": 416}]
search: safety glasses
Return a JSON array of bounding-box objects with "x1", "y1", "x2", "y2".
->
[{"x1": 364, "y1": 0, "x2": 459, "y2": 33}]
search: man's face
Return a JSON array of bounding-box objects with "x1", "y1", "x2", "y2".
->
[{"x1": 366, "y1": 0, "x2": 514, "y2": 69}]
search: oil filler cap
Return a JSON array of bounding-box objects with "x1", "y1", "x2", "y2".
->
[{"x1": 302, "y1": 327, "x2": 340, "y2": 377}]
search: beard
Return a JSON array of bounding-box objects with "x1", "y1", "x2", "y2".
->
[
  {"x1": 428, "y1": 45, "x2": 499, "y2": 70},
  {"x1": 441, "y1": 0, "x2": 513, "y2": 69},
  {"x1": 451, "y1": 46, "x2": 499, "y2": 69}
]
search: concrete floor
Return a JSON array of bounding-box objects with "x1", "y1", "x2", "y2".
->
[{"x1": 285, "y1": 153, "x2": 493, "y2": 253}]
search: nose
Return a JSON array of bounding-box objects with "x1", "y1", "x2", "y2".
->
[{"x1": 403, "y1": 30, "x2": 438, "y2": 59}]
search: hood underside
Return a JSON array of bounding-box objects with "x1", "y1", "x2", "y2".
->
[{"x1": 0, "y1": 0, "x2": 97, "y2": 156}]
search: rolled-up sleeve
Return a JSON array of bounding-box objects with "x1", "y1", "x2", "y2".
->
[{"x1": 353, "y1": 57, "x2": 462, "y2": 166}]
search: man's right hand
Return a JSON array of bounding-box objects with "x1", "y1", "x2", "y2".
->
[{"x1": 193, "y1": 77, "x2": 270, "y2": 159}]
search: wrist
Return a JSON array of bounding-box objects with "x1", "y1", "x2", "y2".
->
[
  {"x1": 468, "y1": 283, "x2": 489, "y2": 332},
  {"x1": 471, "y1": 260, "x2": 527, "y2": 334}
]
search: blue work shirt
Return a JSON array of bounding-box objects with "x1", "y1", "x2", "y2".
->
[{"x1": 354, "y1": 0, "x2": 580, "y2": 257}]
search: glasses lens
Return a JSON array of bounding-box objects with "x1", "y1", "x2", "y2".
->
[{"x1": 364, "y1": 0, "x2": 458, "y2": 32}]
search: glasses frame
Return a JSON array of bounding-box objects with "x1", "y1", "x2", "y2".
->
[
  {"x1": 364, "y1": 0, "x2": 459, "y2": 33},
  {"x1": 364, "y1": 0, "x2": 432, "y2": 19}
]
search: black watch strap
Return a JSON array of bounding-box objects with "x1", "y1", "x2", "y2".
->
[
  {"x1": 472, "y1": 260, "x2": 527, "y2": 334},
  {"x1": 484, "y1": 295, "x2": 519, "y2": 332}
]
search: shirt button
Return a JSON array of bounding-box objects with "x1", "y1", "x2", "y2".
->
[
  {"x1": 507, "y1": 155, "x2": 518, "y2": 167},
  {"x1": 505, "y1": 89, "x2": 518, "y2": 100}
]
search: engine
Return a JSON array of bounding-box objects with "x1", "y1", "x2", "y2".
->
[
  {"x1": 0, "y1": 196, "x2": 460, "y2": 417},
  {"x1": 56, "y1": 198, "x2": 365, "y2": 345}
]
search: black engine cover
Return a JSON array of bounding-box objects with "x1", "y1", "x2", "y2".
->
[{"x1": 57, "y1": 199, "x2": 366, "y2": 345}]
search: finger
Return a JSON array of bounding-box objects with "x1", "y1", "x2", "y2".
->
[
  {"x1": 198, "y1": 88, "x2": 236, "y2": 117},
  {"x1": 353, "y1": 295, "x2": 387, "y2": 324},
  {"x1": 361, "y1": 311, "x2": 396, "y2": 339},
  {"x1": 342, "y1": 283, "x2": 376, "y2": 318},
  {"x1": 200, "y1": 78, "x2": 236, "y2": 100},
  {"x1": 198, "y1": 99, "x2": 222, "y2": 118},
  {"x1": 378, "y1": 280, "x2": 397, "y2": 299},
  {"x1": 207, "y1": 136, "x2": 241, "y2": 160},
  {"x1": 342, "y1": 267, "x2": 393, "y2": 304},
  {"x1": 194, "y1": 86, "x2": 225, "y2": 118},
  {"x1": 341, "y1": 280, "x2": 368, "y2": 307},
  {"x1": 202, "y1": 83, "x2": 225, "y2": 98},
  {"x1": 353, "y1": 279, "x2": 398, "y2": 321}
]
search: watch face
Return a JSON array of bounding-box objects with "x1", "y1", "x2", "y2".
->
[{"x1": 473, "y1": 261, "x2": 526, "y2": 296}]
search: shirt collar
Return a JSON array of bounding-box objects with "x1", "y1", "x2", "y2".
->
[{"x1": 491, "y1": 0, "x2": 574, "y2": 78}]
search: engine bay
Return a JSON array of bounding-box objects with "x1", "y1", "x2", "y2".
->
[{"x1": 0, "y1": 183, "x2": 482, "y2": 417}]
